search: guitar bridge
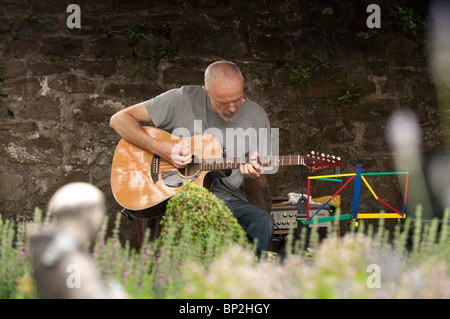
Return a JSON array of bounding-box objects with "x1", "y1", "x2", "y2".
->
[{"x1": 151, "y1": 155, "x2": 159, "y2": 183}]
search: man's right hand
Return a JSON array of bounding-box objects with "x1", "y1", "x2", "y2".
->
[{"x1": 166, "y1": 141, "x2": 192, "y2": 168}]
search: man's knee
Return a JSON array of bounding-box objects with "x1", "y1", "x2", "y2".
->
[{"x1": 259, "y1": 210, "x2": 274, "y2": 227}]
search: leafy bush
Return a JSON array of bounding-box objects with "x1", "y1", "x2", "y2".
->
[{"x1": 160, "y1": 182, "x2": 249, "y2": 258}]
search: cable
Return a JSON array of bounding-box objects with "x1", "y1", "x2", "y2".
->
[
  {"x1": 132, "y1": 220, "x2": 141, "y2": 248},
  {"x1": 121, "y1": 209, "x2": 141, "y2": 248}
]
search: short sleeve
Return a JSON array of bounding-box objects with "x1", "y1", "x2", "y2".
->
[{"x1": 143, "y1": 88, "x2": 182, "y2": 131}]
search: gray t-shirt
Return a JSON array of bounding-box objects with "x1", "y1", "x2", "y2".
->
[{"x1": 144, "y1": 85, "x2": 271, "y2": 201}]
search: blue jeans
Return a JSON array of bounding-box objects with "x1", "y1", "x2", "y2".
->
[{"x1": 218, "y1": 197, "x2": 274, "y2": 256}]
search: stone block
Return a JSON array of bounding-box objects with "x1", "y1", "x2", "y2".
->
[
  {"x1": 2, "y1": 136, "x2": 63, "y2": 164},
  {"x1": 410, "y1": 81, "x2": 438, "y2": 99},
  {"x1": 48, "y1": 74, "x2": 95, "y2": 94},
  {"x1": 29, "y1": 0, "x2": 67, "y2": 14},
  {"x1": 4, "y1": 39, "x2": 38, "y2": 59},
  {"x1": 2, "y1": 59, "x2": 26, "y2": 78},
  {"x1": 23, "y1": 95, "x2": 61, "y2": 120},
  {"x1": 300, "y1": 79, "x2": 342, "y2": 99},
  {"x1": 290, "y1": 28, "x2": 331, "y2": 63},
  {"x1": 103, "y1": 82, "x2": 161, "y2": 101},
  {"x1": 74, "y1": 96, "x2": 125, "y2": 124},
  {"x1": 0, "y1": 171, "x2": 26, "y2": 201},
  {"x1": 163, "y1": 64, "x2": 204, "y2": 85},
  {"x1": 2, "y1": 95, "x2": 61, "y2": 121},
  {"x1": 0, "y1": 3, "x2": 24, "y2": 33},
  {"x1": 0, "y1": 121, "x2": 38, "y2": 133},
  {"x1": 90, "y1": 37, "x2": 133, "y2": 58},
  {"x1": 30, "y1": 62, "x2": 71, "y2": 76},
  {"x1": 250, "y1": 33, "x2": 293, "y2": 62},
  {"x1": 39, "y1": 37, "x2": 83, "y2": 57},
  {"x1": 83, "y1": 0, "x2": 114, "y2": 12},
  {"x1": 67, "y1": 144, "x2": 109, "y2": 166},
  {"x1": 3, "y1": 77, "x2": 41, "y2": 95},
  {"x1": 323, "y1": 125, "x2": 356, "y2": 144},
  {"x1": 174, "y1": 20, "x2": 248, "y2": 58},
  {"x1": 360, "y1": 99, "x2": 396, "y2": 120},
  {"x1": 80, "y1": 60, "x2": 118, "y2": 77},
  {"x1": 116, "y1": 0, "x2": 158, "y2": 11},
  {"x1": 385, "y1": 36, "x2": 423, "y2": 65},
  {"x1": 34, "y1": 16, "x2": 61, "y2": 33}
]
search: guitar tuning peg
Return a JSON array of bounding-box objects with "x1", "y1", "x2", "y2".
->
[
  {"x1": 321, "y1": 153, "x2": 325, "y2": 157},
  {"x1": 326, "y1": 154, "x2": 330, "y2": 157},
  {"x1": 337, "y1": 157, "x2": 341, "y2": 160},
  {"x1": 311, "y1": 151, "x2": 315, "y2": 154},
  {"x1": 331, "y1": 155, "x2": 335, "y2": 159}
]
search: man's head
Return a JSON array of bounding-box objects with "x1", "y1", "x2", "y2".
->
[{"x1": 203, "y1": 61, "x2": 245, "y2": 121}]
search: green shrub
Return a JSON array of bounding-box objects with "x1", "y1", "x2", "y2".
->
[{"x1": 161, "y1": 182, "x2": 249, "y2": 259}]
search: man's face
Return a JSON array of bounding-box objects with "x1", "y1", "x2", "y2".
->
[{"x1": 204, "y1": 79, "x2": 244, "y2": 121}]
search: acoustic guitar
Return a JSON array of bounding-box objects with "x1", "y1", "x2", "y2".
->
[{"x1": 111, "y1": 127, "x2": 343, "y2": 216}]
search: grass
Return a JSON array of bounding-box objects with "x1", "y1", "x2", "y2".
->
[{"x1": 1, "y1": 195, "x2": 449, "y2": 298}]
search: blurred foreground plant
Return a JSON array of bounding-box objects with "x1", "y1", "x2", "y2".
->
[
  {"x1": 180, "y1": 208, "x2": 450, "y2": 299},
  {"x1": 0, "y1": 209, "x2": 45, "y2": 299},
  {"x1": 1, "y1": 188, "x2": 449, "y2": 299},
  {"x1": 94, "y1": 182, "x2": 250, "y2": 298}
]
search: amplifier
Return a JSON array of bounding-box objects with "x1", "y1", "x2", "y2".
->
[{"x1": 271, "y1": 204, "x2": 332, "y2": 230}]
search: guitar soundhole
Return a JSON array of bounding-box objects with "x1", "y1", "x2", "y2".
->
[
  {"x1": 161, "y1": 155, "x2": 202, "y2": 188},
  {"x1": 179, "y1": 156, "x2": 200, "y2": 177}
]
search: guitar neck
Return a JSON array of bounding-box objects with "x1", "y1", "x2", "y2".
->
[{"x1": 200, "y1": 155, "x2": 305, "y2": 171}]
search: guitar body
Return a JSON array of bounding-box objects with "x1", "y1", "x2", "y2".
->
[{"x1": 111, "y1": 127, "x2": 224, "y2": 217}]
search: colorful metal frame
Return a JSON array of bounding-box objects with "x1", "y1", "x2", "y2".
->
[{"x1": 304, "y1": 164, "x2": 409, "y2": 225}]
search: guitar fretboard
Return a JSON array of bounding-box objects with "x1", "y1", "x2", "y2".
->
[{"x1": 199, "y1": 155, "x2": 305, "y2": 171}]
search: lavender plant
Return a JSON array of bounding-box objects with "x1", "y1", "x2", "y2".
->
[
  {"x1": 0, "y1": 209, "x2": 41, "y2": 299},
  {"x1": 180, "y1": 208, "x2": 450, "y2": 299},
  {"x1": 1, "y1": 192, "x2": 449, "y2": 299}
]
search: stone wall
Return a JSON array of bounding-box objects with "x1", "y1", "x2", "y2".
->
[{"x1": 0, "y1": 0, "x2": 446, "y2": 243}]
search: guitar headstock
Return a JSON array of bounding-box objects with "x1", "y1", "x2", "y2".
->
[{"x1": 304, "y1": 151, "x2": 344, "y2": 173}]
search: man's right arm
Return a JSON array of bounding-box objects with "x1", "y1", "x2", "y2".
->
[{"x1": 109, "y1": 103, "x2": 191, "y2": 168}]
